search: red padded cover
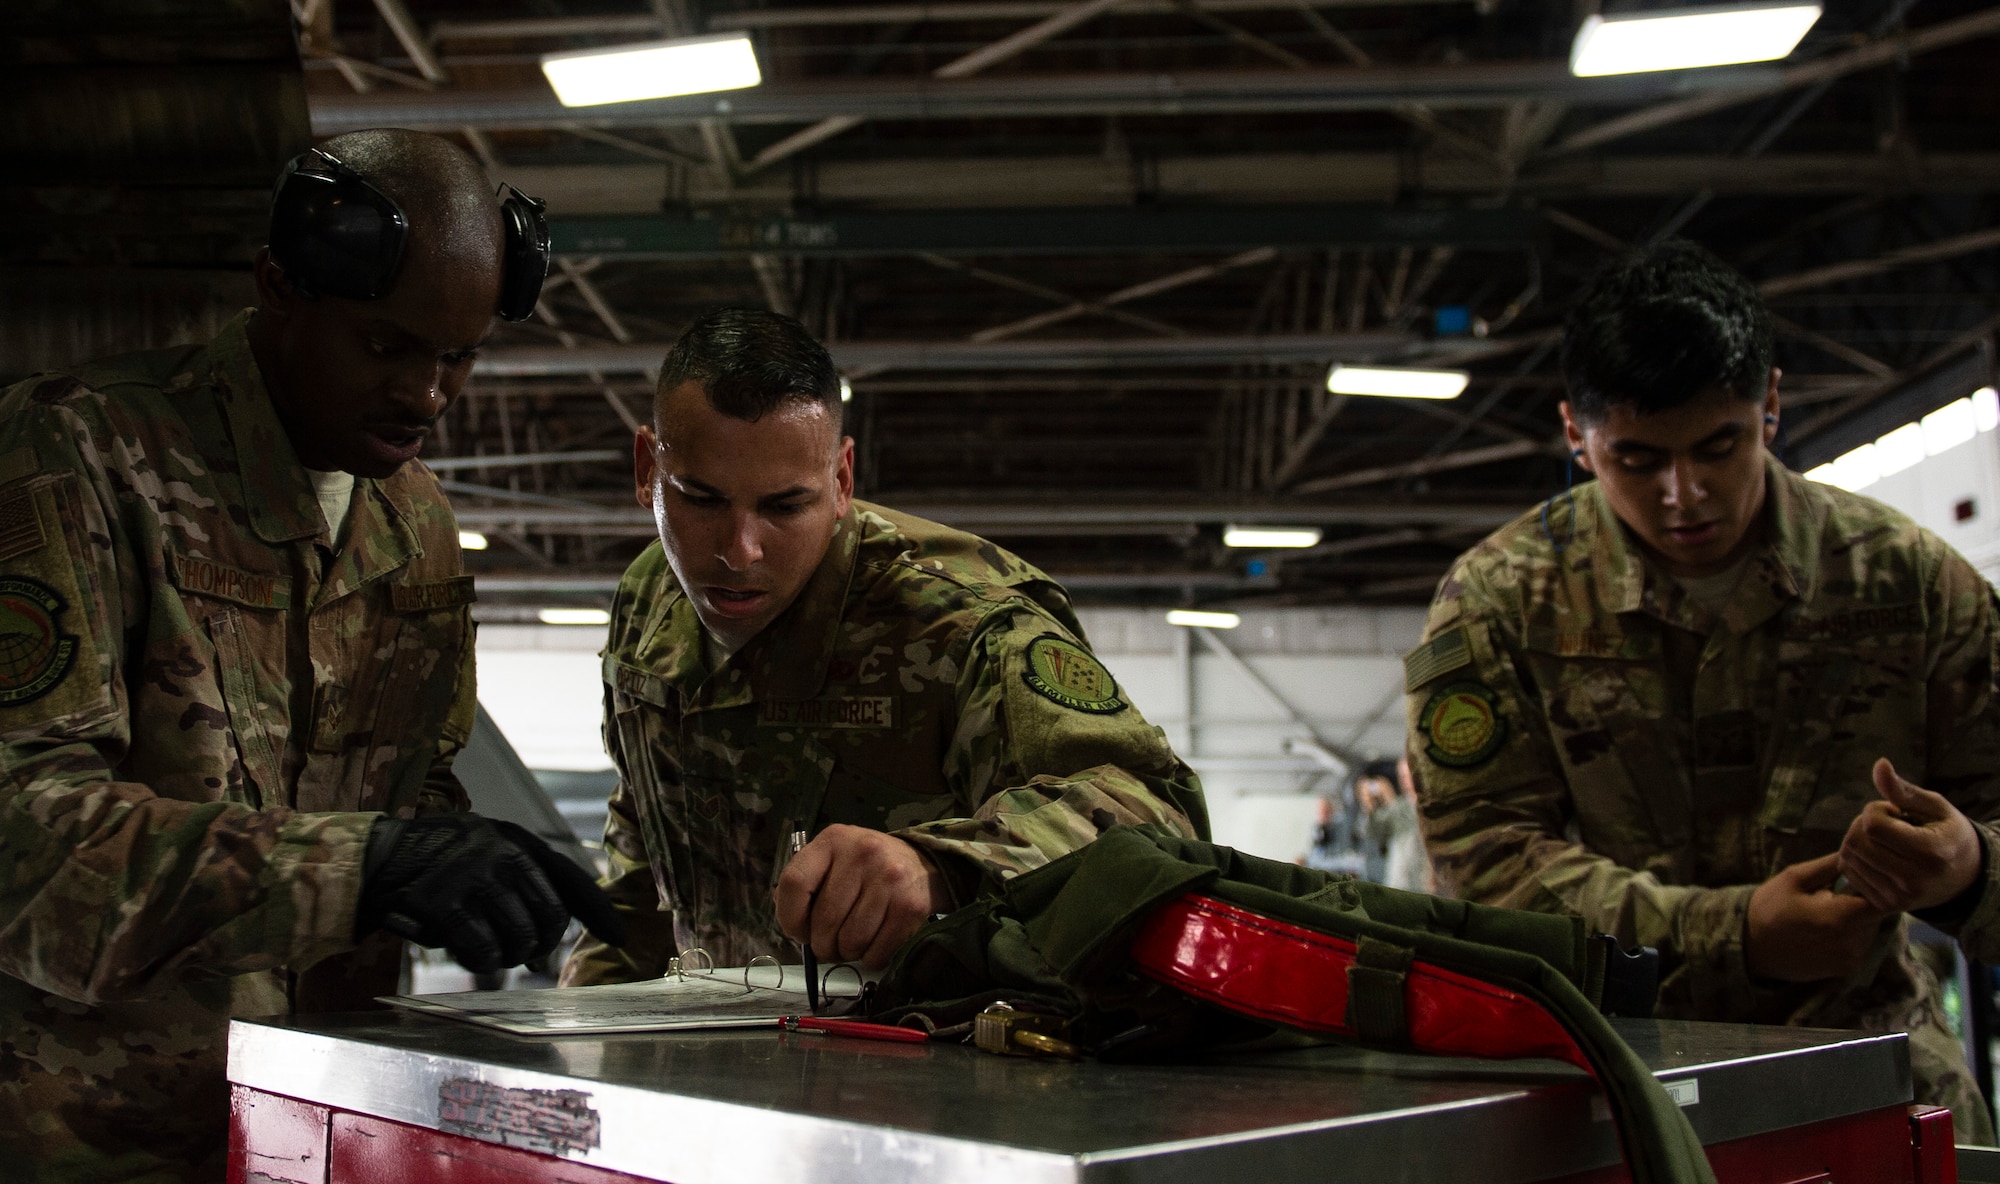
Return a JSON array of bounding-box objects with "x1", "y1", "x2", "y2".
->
[{"x1": 1130, "y1": 894, "x2": 1593, "y2": 1072}]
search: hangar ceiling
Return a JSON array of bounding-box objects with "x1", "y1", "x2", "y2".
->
[{"x1": 7, "y1": 0, "x2": 1999, "y2": 613}]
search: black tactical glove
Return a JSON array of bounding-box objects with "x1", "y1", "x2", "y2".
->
[{"x1": 356, "y1": 814, "x2": 627, "y2": 975}]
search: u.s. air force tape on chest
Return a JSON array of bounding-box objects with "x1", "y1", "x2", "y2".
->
[
  {"x1": 168, "y1": 552, "x2": 290, "y2": 610},
  {"x1": 392, "y1": 576, "x2": 477, "y2": 612},
  {"x1": 1403, "y1": 626, "x2": 1471, "y2": 691},
  {"x1": 758, "y1": 696, "x2": 895, "y2": 728}
]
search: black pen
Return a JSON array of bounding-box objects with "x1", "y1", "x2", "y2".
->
[{"x1": 789, "y1": 829, "x2": 820, "y2": 1015}]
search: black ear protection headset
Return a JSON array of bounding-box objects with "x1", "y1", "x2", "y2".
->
[{"x1": 267, "y1": 148, "x2": 550, "y2": 322}]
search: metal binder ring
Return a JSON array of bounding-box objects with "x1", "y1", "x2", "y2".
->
[
  {"x1": 667, "y1": 947, "x2": 715, "y2": 980},
  {"x1": 745, "y1": 955, "x2": 782, "y2": 993}
]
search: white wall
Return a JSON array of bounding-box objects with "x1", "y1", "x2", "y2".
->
[
  {"x1": 1859, "y1": 430, "x2": 2000, "y2": 582},
  {"x1": 476, "y1": 607, "x2": 1427, "y2": 865},
  {"x1": 477, "y1": 624, "x2": 613, "y2": 772},
  {"x1": 1076, "y1": 607, "x2": 1423, "y2": 863}
]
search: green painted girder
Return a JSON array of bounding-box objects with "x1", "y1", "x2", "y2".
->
[{"x1": 551, "y1": 203, "x2": 1543, "y2": 259}]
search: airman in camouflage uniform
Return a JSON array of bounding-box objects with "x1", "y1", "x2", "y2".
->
[
  {"x1": 565, "y1": 500, "x2": 1209, "y2": 977},
  {"x1": 1410, "y1": 460, "x2": 2000, "y2": 1135},
  {"x1": 0, "y1": 128, "x2": 600, "y2": 1183},
  {"x1": 1408, "y1": 240, "x2": 2000, "y2": 1140},
  {"x1": 0, "y1": 312, "x2": 477, "y2": 1180}
]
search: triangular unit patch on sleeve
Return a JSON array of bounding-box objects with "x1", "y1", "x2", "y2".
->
[
  {"x1": 1403, "y1": 626, "x2": 1472, "y2": 692},
  {"x1": 1022, "y1": 633, "x2": 1127, "y2": 714}
]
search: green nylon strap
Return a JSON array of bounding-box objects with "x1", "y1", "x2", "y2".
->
[
  {"x1": 876, "y1": 826, "x2": 1717, "y2": 1184},
  {"x1": 1345, "y1": 936, "x2": 1415, "y2": 1046}
]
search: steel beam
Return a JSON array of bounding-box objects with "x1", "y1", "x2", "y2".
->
[
  {"x1": 495, "y1": 154, "x2": 2000, "y2": 217},
  {"x1": 472, "y1": 332, "x2": 1437, "y2": 376},
  {"x1": 549, "y1": 205, "x2": 1540, "y2": 259},
  {"x1": 425, "y1": 450, "x2": 626, "y2": 472},
  {"x1": 1193, "y1": 627, "x2": 1362, "y2": 765},
  {"x1": 1290, "y1": 437, "x2": 1556, "y2": 494},
  {"x1": 1789, "y1": 348, "x2": 1994, "y2": 469},
  {"x1": 449, "y1": 498, "x2": 1525, "y2": 533},
  {"x1": 430, "y1": 1, "x2": 1461, "y2": 41},
  {"x1": 1757, "y1": 225, "x2": 2000, "y2": 298},
  {"x1": 309, "y1": 63, "x2": 1780, "y2": 133}
]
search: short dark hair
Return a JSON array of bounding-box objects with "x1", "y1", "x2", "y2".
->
[
  {"x1": 1361, "y1": 758, "x2": 1399, "y2": 782},
  {"x1": 1561, "y1": 240, "x2": 1772, "y2": 422},
  {"x1": 656, "y1": 308, "x2": 843, "y2": 429}
]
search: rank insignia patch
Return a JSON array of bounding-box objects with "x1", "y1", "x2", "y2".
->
[
  {"x1": 1419, "y1": 680, "x2": 1506, "y2": 768},
  {"x1": 1023, "y1": 634, "x2": 1126, "y2": 714},
  {"x1": 0, "y1": 577, "x2": 78, "y2": 706}
]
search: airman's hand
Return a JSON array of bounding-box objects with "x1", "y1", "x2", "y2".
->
[
  {"x1": 1746, "y1": 852, "x2": 1887, "y2": 982},
  {"x1": 773, "y1": 824, "x2": 949, "y2": 966},
  {"x1": 1837, "y1": 758, "x2": 1983, "y2": 915}
]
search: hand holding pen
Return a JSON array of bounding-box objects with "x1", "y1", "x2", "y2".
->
[
  {"x1": 787, "y1": 829, "x2": 820, "y2": 1014},
  {"x1": 773, "y1": 824, "x2": 951, "y2": 975}
]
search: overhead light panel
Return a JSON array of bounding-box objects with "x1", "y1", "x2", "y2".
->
[
  {"x1": 1922, "y1": 399, "x2": 1977, "y2": 457},
  {"x1": 541, "y1": 33, "x2": 762, "y2": 108},
  {"x1": 1326, "y1": 364, "x2": 1469, "y2": 400},
  {"x1": 1975, "y1": 387, "x2": 1999, "y2": 432},
  {"x1": 839, "y1": 377, "x2": 853, "y2": 403},
  {"x1": 1166, "y1": 609, "x2": 1242, "y2": 629},
  {"x1": 539, "y1": 607, "x2": 612, "y2": 626},
  {"x1": 1570, "y1": 2, "x2": 1822, "y2": 77},
  {"x1": 1223, "y1": 526, "x2": 1323, "y2": 549},
  {"x1": 1874, "y1": 422, "x2": 1926, "y2": 478},
  {"x1": 458, "y1": 531, "x2": 489, "y2": 551}
]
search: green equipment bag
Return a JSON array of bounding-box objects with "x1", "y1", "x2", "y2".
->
[{"x1": 870, "y1": 825, "x2": 1716, "y2": 1184}]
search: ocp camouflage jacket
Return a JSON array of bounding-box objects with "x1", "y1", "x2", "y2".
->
[
  {"x1": 0, "y1": 311, "x2": 475, "y2": 1182},
  {"x1": 562, "y1": 502, "x2": 1209, "y2": 979},
  {"x1": 1407, "y1": 455, "x2": 2000, "y2": 1043}
]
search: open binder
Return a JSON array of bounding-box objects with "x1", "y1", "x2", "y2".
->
[{"x1": 384, "y1": 955, "x2": 867, "y2": 1036}]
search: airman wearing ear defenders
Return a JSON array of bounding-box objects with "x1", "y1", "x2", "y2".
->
[
  {"x1": 0, "y1": 128, "x2": 619, "y2": 1182},
  {"x1": 1406, "y1": 240, "x2": 2000, "y2": 1141}
]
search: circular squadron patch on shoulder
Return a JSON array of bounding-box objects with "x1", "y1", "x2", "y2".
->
[
  {"x1": 0, "y1": 577, "x2": 78, "y2": 706},
  {"x1": 1419, "y1": 680, "x2": 1506, "y2": 768},
  {"x1": 1022, "y1": 634, "x2": 1126, "y2": 714}
]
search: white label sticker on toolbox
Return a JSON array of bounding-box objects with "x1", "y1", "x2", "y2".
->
[{"x1": 1592, "y1": 1077, "x2": 1698, "y2": 1122}]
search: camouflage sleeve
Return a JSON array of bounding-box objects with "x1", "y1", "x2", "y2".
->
[
  {"x1": 896, "y1": 607, "x2": 1207, "y2": 905},
  {"x1": 415, "y1": 607, "x2": 477, "y2": 817},
  {"x1": 1906, "y1": 546, "x2": 2000, "y2": 957},
  {"x1": 0, "y1": 397, "x2": 375, "y2": 1006},
  {"x1": 1410, "y1": 598, "x2": 1756, "y2": 1013},
  {"x1": 560, "y1": 683, "x2": 676, "y2": 987}
]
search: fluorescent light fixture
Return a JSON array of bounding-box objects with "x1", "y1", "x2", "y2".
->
[
  {"x1": 1875, "y1": 422, "x2": 1926, "y2": 478},
  {"x1": 1804, "y1": 462, "x2": 1839, "y2": 486},
  {"x1": 539, "y1": 607, "x2": 612, "y2": 626},
  {"x1": 1975, "y1": 387, "x2": 2000, "y2": 432},
  {"x1": 541, "y1": 33, "x2": 762, "y2": 108},
  {"x1": 1922, "y1": 398, "x2": 1977, "y2": 457},
  {"x1": 1224, "y1": 526, "x2": 1323, "y2": 549},
  {"x1": 1326, "y1": 364, "x2": 1468, "y2": 400},
  {"x1": 1166, "y1": 609, "x2": 1242, "y2": 629},
  {"x1": 839, "y1": 377, "x2": 853, "y2": 403},
  {"x1": 1570, "y1": 2, "x2": 1821, "y2": 77},
  {"x1": 1827, "y1": 442, "x2": 1881, "y2": 492},
  {"x1": 457, "y1": 531, "x2": 489, "y2": 551}
]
